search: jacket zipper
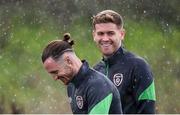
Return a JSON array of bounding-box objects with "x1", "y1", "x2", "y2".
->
[{"x1": 105, "y1": 63, "x2": 109, "y2": 77}]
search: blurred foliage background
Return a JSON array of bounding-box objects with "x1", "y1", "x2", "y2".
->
[{"x1": 0, "y1": 0, "x2": 179, "y2": 113}]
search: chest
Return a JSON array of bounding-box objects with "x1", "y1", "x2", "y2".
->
[
  {"x1": 106, "y1": 62, "x2": 135, "y2": 96},
  {"x1": 67, "y1": 84, "x2": 88, "y2": 114}
]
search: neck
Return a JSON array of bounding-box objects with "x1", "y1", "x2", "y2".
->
[
  {"x1": 103, "y1": 45, "x2": 121, "y2": 59},
  {"x1": 73, "y1": 57, "x2": 83, "y2": 76}
]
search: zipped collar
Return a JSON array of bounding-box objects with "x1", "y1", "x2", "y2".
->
[
  {"x1": 71, "y1": 60, "x2": 90, "y2": 88},
  {"x1": 103, "y1": 47, "x2": 126, "y2": 66}
]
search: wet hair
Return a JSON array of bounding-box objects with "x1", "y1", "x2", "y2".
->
[
  {"x1": 41, "y1": 33, "x2": 74, "y2": 63},
  {"x1": 92, "y1": 10, "x2": 123, "y2": 29}
]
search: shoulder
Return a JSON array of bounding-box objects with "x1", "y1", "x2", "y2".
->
[
  {"x1": 88, "y1": 68, "x2": 106, "y2": 84},
  {"x1": 87, "y1": 69, "x2": 114, "y2": 89},
  {"x1": 124, "y1": 52, "x2": 154, "y2": 82},
  {"x1": 93, "y1": 60, "x2": 105, "y2": 69},
  {"x1": 124, "y1": 50, "x2": 150, "y2": 68},
  {"x1": 93, "y1": 60, "x2": 106, "y2": 74},
  {"x1": 85, "y1": 69, "x2": 117, "y2": 101}
]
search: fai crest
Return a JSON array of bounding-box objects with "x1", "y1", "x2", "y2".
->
[
  {"x1": 113, "y1": 73, "x2": 123, "y2": 86},
  {"x1": 76, "y1": 96, "x2": 83, "y2": 109}
]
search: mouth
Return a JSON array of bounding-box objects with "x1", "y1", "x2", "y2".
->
[
  {"x1": 99, "y1": 41, "x2": 112, "y2": 47},
  {"x1": 59, "y1": 76, "x2": 70, "y2": 85}
]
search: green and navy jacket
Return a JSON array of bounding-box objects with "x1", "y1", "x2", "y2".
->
[
  {"x1": 93, "y1": 47, "x2": 156, "y2": 114},
  {"x1": 67, "y1": 60, "x2": 122, "y2": 114}
]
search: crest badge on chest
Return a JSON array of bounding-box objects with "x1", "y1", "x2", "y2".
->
[
  {"x1": 113, "y1": 73, "x2": 123, "y2": 86},
  {"x1": 76, "y1": 96, "x2": 83, "y2": 109}
]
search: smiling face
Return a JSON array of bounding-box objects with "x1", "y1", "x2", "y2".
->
[
  {"x1": 93, "y1": 23, "x2": 125, "y2": 57},
  {"x1": 43, "y1": 57, "x2": 74, "y2": 85}
]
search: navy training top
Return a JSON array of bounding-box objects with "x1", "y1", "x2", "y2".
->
[
  {"x1": 67, "y1": 60, "x2": 122, "y2": 114},
  {"x1": 94, "y1": 47, "x2": 156, "y2": 114}
]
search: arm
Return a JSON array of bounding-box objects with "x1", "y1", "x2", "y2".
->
[
  {"x1": 89, "y1": 93, "x2": 113, "y2": 114},
  {"x1": 86, "y1": 80, "x2": 113, "y2": 114},
  {"x1": 133, "y1": 58, "x2": 156, "y2": 114}
]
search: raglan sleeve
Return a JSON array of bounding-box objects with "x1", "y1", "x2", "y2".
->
[
  {"x1": 86, "y1": 79, "x2": 113, "y2": 114},
  {"x1": 133, "y1": 58, "x2": 156, "y2": 114}
]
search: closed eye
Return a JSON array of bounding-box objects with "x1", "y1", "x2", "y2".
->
[{"x1": 49, "y1": 70, "x2": 58, "y2": 74}]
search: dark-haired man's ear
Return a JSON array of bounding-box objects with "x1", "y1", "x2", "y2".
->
[{"x1": 64, "y1": 55, "x2": 73, "y2": 66}]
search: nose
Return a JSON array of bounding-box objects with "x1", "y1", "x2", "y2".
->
[{"x1": 101, "y1": 34, "x2": 109, "y2": 41}]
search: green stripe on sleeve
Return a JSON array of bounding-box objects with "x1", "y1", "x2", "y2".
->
[
  {"x1": 138, "y1": 81, "x2": 156, "y2": 101},
  {"x1": 89, "y1": 93, "x2": 112, "y2": 114}
]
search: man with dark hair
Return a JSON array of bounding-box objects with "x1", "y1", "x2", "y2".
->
[
  {"x1": 92, "y1": 10, "x2": 156, "y2": 114},
  {"x1": 41, "y1": 33, "x2": 122, "y2": 114}
]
